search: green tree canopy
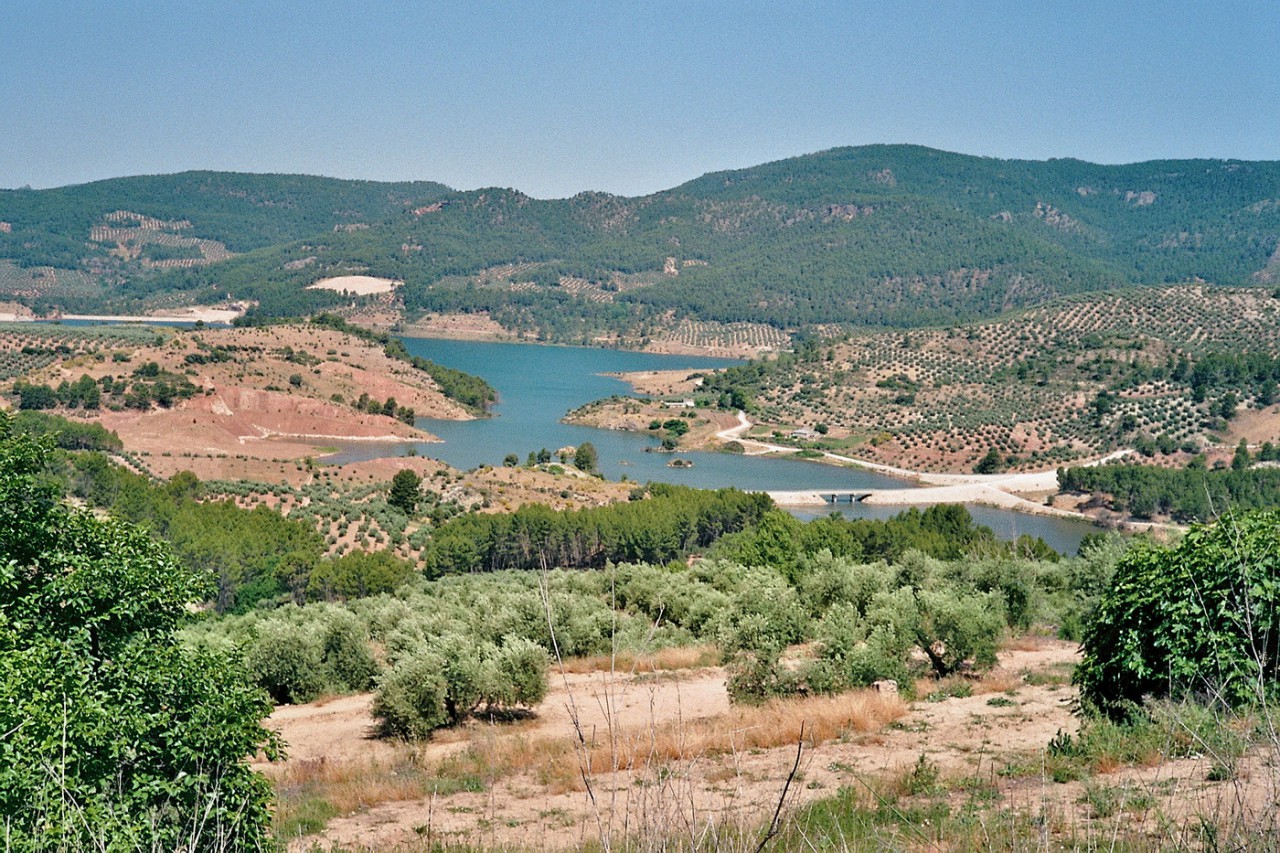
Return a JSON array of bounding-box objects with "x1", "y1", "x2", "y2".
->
[
  {"x1": 573, "y1": 441, "x2": 598, "y2": 473},
  {"x1": 388, "y1": 468, "x2": 423, "y2": 515},
  {"x1": 1076, "y1": 509, "x2": 1280, "y2": 719},
  {"x1": 0, "y1": 413, "x2": 278, "y2": 848}
]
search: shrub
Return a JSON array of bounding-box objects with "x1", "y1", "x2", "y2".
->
[
  {"x1": 492, "y1": 636, "x2": 550, "y2": 708},
  {"x1": 308, "y1": 549, "x2": 415, "y2": 600},
  {"x1": 814, "y1": 602, "x2": 913, "y2": 690},
  {"x1": 726, "y1": 648, "x2": 798, "y2": 704},
  {"x1": 372, "y1": 650, "x2": 450, "y2": 739},
  {"x1": 0, "y1": 414, "x2": 276, "y2": 849},
  {"x1": 914, "y1": 588, "x2": 1005, "y2": 677},
  {"x1": 1077, "y1": 509, "x2": 1280, "y2": 718},
  {"x1": 373, "y1": 636, "x2": 549, "y2": 736},
  {"x1": 319, "y1": 609, "x2": 378, "y2": 692},
  {"x1": 247, "y1": 619, "x2": 326, "y2": 704}
]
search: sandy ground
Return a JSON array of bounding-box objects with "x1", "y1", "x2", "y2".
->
[
  {"x1": 308, "y1": 276, "x2": 402, "y2": 295},
  {"x1": 607, "y1": 369, "x2": 706, "y2": 398},
  {"x1": 269, "y1": 642, "x2": 1090, "y2": 851},
  {"x1": 399, "y1": 312, "x2": 528, "y2": 341},
  {"x1": 21, "y1": 305, "x2": 247, "y2": 324},
  {"x1": 273, "y1": 639, "x2": 1278, "y2": 850},
  {"x1": 0, "y1": 301, "x2": 36, "y2": 321}
]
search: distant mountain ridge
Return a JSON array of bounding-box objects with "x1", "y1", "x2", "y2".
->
[{"x1": 2, "y1": 146, "x2": 1278, "y2": 337}]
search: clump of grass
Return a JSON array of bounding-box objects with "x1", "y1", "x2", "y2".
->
[
  {"x1": 559, "y1": 644, "x2": 719, "y2": 675},
  {"x1": 1020, "y1": 661, "x2": 1075, "y2": 686},
  {"x1": 274, "y1": 796, "x2": 339, "y2": 839},
  {"x1": 923, "y1": 678, "x2": 972, "y2": 702}
]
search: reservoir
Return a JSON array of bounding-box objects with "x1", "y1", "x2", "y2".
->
[{"x1": 329, "y1": 337, "x2": 1101, "y2": 554}]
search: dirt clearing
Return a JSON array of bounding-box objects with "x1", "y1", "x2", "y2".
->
[
  {"x1": 268, "y1": 641, "x2": 1095, "y2": 850},
  {"x1": 308, "y1": 276, "x2": 402, "y2": 295}
]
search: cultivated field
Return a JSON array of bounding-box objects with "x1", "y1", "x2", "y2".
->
[
  {"x1": 90, "y1": 209, "x2": 235, "y2": 267},
  {"x1": 0, "y1": 322, "x2": 470, "y2": 476},
  {"x1": 308, "y1": 275, "x2": 403, "y2": 295},
  {"x1": 204, "y1": 458, "x2": 631, "y2": 562},
  {"x1": 710, "y1": 286, "x2": 1280, "y2": 472},
  {"x1": 0, "y1": 260, "x2": 105, "y2": 304}
]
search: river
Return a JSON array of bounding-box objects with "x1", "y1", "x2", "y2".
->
[{"x1": 327, "y1": 337, "x2": 1101, "y2": 554}]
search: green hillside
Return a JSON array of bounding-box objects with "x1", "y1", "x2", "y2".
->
[{"x1": 3, "y1": 146, "x2": 1278, "y2": 334}]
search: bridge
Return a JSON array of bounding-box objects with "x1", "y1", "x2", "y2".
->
[{"x1": 764, "y1": 490, "x2": 874, "y2": 506}]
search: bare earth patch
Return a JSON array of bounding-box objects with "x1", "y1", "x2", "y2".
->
[
  {"x1": 268, "y1": 642, "x2": 1094, "y2": 850},
  {"x1": 308, "y1": 276, "x2": 402, "y2": 295},
  {"x1": 7, "y1": 323, "x2": 473, "y2": 482},
  {"x1": 399, "y1": 312, "x2": 533, "y2": 342}
]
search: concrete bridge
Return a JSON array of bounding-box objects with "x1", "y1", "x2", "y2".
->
[{"x1": 765, "y1": 490, "x2": 873, "y2": 506}]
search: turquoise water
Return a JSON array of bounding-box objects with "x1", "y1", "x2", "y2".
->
[{"x1": 327, "y1": 337, "x2": 1101, "y2": 554}]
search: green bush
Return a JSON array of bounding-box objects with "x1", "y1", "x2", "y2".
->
[
  {"x1": 492, "y1": 636, "x2": 550, "y2": 708},
  {"x1": 913, "y1": 588, "x2": 1005, "y2": 677},
  {"x1": 0, "y1": 414, "x2": 276, "y2": 849},
  {"x1": 308, "y1": 549, "x2": 416, "y2": 600},
  {"x1": 726, "y1": 647, "x2": 798, "y2": 704},
  {"x1": 372, "y1": 636, "x2": 549, "y2": 737},
  {"x1": 319, "y1": 608, "x2": 378, "y2": 692},
  {"x1": 247, "y1": 619, "x2": 326, "y2": 704},
  {"x1": 372, "y1": 650, "x2": 450, "y2": 739},
  {"x1": 1077, "y1": 510, "x2": 1280, "y2": 718},
  {"x1": 814, "y1": 602, "x2": 913, "y2": 690}
]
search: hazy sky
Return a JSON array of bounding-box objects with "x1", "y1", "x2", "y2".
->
[{"x1": 5, "y1": 1, "x2": 1277, "y2": 197}]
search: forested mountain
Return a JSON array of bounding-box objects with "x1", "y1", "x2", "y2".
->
[{"x1": 3, "y1": 146, "x2": 1279, "y2": 333}]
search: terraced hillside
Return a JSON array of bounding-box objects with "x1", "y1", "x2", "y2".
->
[
  {"x1": 3, "y1": 147, "x2": 1279, "y2": 339},
  {"x1": 0, "y1": 319, "x2": 481, "y2": 483},
  {"x1": 700, "y1": 286, "x2": 1280, "y2": 471}
]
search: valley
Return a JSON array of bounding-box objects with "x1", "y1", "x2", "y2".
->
[{"x1": 4, "y1": 147, "x2": 1280, "y2": 852}]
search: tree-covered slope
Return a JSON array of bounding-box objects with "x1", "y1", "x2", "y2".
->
[
  {"x1": 0, "y1": 171, "x2": 451, "y2": 268},
  {"x1": 3, "y1": 146, "x2": 1279, "y2": 331}
]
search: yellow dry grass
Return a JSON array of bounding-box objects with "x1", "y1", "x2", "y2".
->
[
  {"x1": 270, "y1": 754, "x2": 434, "y2": 816},
  {"x1": 436, "y1": 687, "x2": 908, "y2": 795},
  {"x1": 558, "y1": 645, "x2": 720, "y2": 675}
]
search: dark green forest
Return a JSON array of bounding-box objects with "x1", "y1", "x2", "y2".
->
[
  {"x1": 0, "y1": 171, "x2": 450, "y2": 268},
  {"x1": 4, "y1": 146, "x2": 1279, "y2": 334},
  {"x1": 1058, "y1": 456, "x2": 1280, "y2": 522}
]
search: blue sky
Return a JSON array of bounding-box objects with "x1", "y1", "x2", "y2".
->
[{"x1": 5, "y1": 1, "x2": 1277, "y2": 197}]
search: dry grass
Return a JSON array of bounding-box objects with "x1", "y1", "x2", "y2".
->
[
  {"x1": 270, "y1": 752, "x2": 441, "y2": 834},
  {"x1": 913, "y1": 667, "x2": 1026, "y2": 700},
  {"x1": 267, "y1": 680, "x2": 912, "y2": 833},
  {"x1": 558, "y1": 645, "x2": 720, "y2": 675},
  {"x1": 1000, "y1": 633, "x2": 1057, "y2": 652},
  {"x1": 426, "y1": 688, "x2": 908, "y2": 798}
]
